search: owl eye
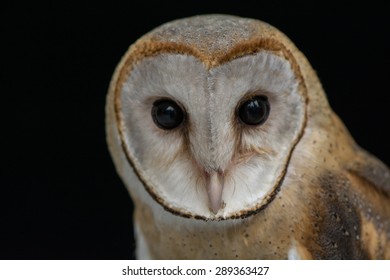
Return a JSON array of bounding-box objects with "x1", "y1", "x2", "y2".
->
[
  {"x1": 151, "y1": 99, "x2": 184, "y2": 130},
  {"x1": 238, "y1": 95, "x2": 270, "y2": 125}
]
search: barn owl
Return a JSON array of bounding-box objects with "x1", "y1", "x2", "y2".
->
[{"x1": 106, "y1": 15, "x2": 390, "y2": 259}]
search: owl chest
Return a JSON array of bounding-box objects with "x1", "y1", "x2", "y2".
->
[
  {"x1": 134, "y1": 205, "x2": 297, "y2": 259},
  {"x1": 134, "y1": 175, "x2": 390, "y2": 260},
  {"x1": 148, "y1": 229, "x2": 288, "y2": 259}
]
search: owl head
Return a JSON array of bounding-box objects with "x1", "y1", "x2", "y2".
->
[{"x1": 106, "y1": 15, "x2": 330, "y2": 220}]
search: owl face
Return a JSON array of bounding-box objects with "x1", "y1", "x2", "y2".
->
[{"x1": 109, "y1": 15, "x2": 309, "y2": 220}]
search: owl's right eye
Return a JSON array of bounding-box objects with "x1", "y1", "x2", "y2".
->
[{"x1": 151, "y1": 99, "x2": 184, "y2": 130}]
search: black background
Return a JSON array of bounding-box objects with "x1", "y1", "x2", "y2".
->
[{"x1": 2, "y1": 1, "x2": 389, "y2": 259}]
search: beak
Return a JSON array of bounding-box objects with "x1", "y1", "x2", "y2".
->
[{"x1": 206, "y1": 171, "x2": 224, "y2": 214}]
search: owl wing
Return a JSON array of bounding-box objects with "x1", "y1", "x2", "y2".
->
[
  {"x1": 347, "y1": 148, "x2": 390, "y2": 196},
  {"x1": 345, "y1": 148, "x2": 390, "y2": 259}
]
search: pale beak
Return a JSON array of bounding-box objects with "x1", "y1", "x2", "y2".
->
[{"x1": 206, "y1": 171, "x2": 224, "y2": 214}]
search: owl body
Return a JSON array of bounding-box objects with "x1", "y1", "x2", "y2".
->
[{"x1": 106, "y1": 15, "x2": 390, "y2": 259}]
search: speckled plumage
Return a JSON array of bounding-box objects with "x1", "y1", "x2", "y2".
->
[{"x1": 106, "y1": 15, "x2": 390, "y2": 259}]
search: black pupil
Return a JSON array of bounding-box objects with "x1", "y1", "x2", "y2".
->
[
  {"x1": 152, "y1": 100, "x2": 184, "y2": 129},
  {"x1": 238, "y1": 96, "x2": 270, "y2": 125}
]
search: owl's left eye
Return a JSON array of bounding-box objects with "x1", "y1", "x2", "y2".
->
[
  {"x1": 238, "y1": 95, "x2": 270, "y2": 126},
  {"x1": 151, "y1": 99, "x2": 184, "y2": 130}
]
